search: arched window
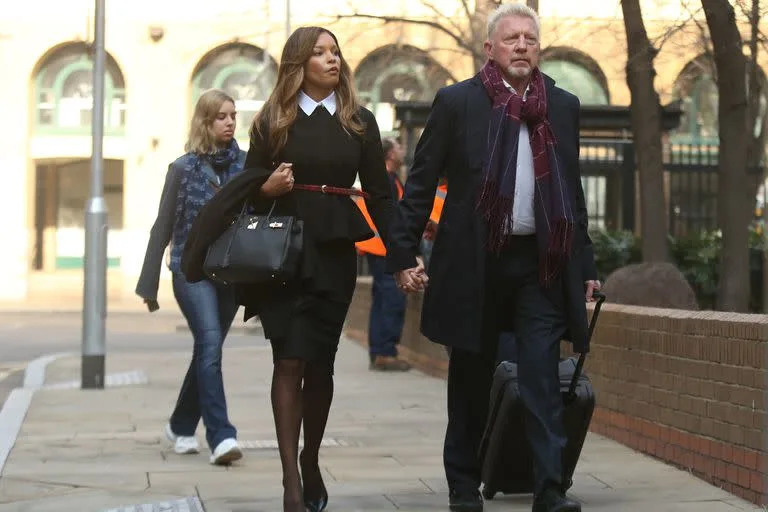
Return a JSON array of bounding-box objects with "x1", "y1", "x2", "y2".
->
[
  {"x1": 673, "y1": 58, "x2": 719, "y2": 144},
  {"x1": 34, "y1": 43, "x2": 126, "y2": 134},
  {"x1": 355, "y1": 46, "x2": 454, "y2": 133},
  {"x1": 192, "y1": 44, "x2": 277, "y2": 141},
  {"x1": 540, "y1": 47, "x2": 610, "y2": 105},
  {"x1": 673, "y1": 57, "x2": 768, "y2": 144}
]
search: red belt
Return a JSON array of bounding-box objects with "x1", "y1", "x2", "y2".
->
[{"x1": 293, "y1": 183, "x2": 370, "y2": 199}]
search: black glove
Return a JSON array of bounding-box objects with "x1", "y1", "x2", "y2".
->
[{"x1": 144, "y1": 299, "x2": 159, "y2": 312}]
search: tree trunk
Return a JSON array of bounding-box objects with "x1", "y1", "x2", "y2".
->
[
  {"x1": 620, "y1": 0, "x2": 668, "y2": 261},
  {"x1": 746, "y1": 0, "x2": 763, "y2": 164},
  {"x1": 702, "y1": 0, "x2": 752, "y2": 312},
  {"x1": 468, "y1": 1, "x2": 499, "y2": 72}
]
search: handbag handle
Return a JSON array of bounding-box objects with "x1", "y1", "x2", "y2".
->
[{"x1": 220, "y1": 199, "x2": 278, "y2": 267}]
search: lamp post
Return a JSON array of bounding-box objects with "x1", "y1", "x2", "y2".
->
[
  {"x1": 82, "y1": 0, "x2": 108, "y2": 389},
  {"x1": 285, "y1": 0, "x2": 291, "y2": 39}
]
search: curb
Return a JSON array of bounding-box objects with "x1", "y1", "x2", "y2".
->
[
  {"x1": 0, "y1": 352, "x2": 70, "y2": 474},
  {"x1": 23, "y1": 352, "x2": 72, "y2": 389}
]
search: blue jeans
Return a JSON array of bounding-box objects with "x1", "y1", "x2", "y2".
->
[
  {"x1": 367, "y1": 254, "x2": 406, "y2": 358},
  {"x1": 170, "y1": 272, "x2": 239, "y2": 450}
]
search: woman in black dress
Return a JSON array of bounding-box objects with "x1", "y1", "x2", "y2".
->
[
  {"x1": 184, "y1": 26, "x2": 393, "y2": 511},
  {"x1": 254, "y1": 26, "x2": 394, "y2": 512}
]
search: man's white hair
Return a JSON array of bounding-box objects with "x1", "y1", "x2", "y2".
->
[{"x1": 487, "y1": 3, "x2": 541, "y2": 39}]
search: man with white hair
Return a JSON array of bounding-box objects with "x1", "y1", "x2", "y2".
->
[{"x1": 386, "y1": 3, "x2": 600, "y2": 511}]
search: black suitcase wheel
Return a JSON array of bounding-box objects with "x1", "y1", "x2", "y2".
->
[{"x1": 482, "y1": 487, "x2": 496, "y2": 500}]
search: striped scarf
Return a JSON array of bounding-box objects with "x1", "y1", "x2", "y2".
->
[{"x1": 476, "y1": 61, "x2": 574, "y2": 286}]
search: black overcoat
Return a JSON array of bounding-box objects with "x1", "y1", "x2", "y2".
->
[{"x1": 385, "y1": 74, "x2": 598, "y2": 353}]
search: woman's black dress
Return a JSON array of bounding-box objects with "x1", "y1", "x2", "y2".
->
[{"x1": 184, "y1": 105, "x2": 393, "y2": 373}]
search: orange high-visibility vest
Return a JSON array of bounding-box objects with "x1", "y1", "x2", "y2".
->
[
  {"x1": 354, "y1": 178, "x2": 404, "y2": 256},
  {"x1": 429, "y1": 183, "x2": 448, "y2": 224}
]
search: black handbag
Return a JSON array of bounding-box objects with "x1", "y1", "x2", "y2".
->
[{"x1": 203, "y1": 200, "x2": 303, "y2": 285}]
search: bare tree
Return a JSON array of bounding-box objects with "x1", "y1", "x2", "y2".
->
[
  {"x1": 701, "y1": 0, "x2": 764, "y2": 312},
  {"x1": 742, "y1": 0, "x2": 767, "y2": 175},
  {"x1": 621, "y1": 0, "x2": 669, "y2": 262},
  {"x1": 337, "y1": 0, "x2": 542, "y2": 73}
]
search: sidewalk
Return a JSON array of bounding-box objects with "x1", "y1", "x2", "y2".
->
[{"x1": 0, "y1": 337, "x2": 760, "y2": 512}]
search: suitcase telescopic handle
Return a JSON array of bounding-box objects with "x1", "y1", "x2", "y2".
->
[{"x1": 567, "y1": 291, "x2": 606, "y2": 399}]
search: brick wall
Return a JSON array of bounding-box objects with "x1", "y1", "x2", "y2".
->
[
  {"x1": 586, "y1": 304, "x2": 767, "y2": 505},
  {"x1": 345, "y1": 280, "x2": 768, "y2": 505}
]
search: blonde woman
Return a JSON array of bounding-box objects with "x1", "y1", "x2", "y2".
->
[
  {"x1": 136, "y1": 89, "x2": 246, "y2": 466},
  {"x1": 180, "y1": 27, "x2": 393, "y2": 511}
]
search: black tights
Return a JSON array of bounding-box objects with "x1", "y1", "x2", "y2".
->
[{"x1": 272, "y1": 358, "x2": 333, "y2": 511}]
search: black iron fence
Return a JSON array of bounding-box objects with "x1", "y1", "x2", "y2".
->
[{"x1": 579, "y1": 140, "x2": 765, "y2": 237}]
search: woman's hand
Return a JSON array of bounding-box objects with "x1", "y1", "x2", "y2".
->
[{"x1": 260, "y1": 163, "x2": 294, "y2": 198}]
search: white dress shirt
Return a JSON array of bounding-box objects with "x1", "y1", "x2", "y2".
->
[
  {"x1": 502, "y1": 79, "x2": 536, "y2": 235},
  {"x1": 298, "y1": 90, "x2": 337, "y2": 116}
]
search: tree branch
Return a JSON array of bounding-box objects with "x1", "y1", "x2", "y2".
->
[
  {"x1": 335, "y1": 13, "x2": 481, "y2": 61},
  {"x1": 651, "y1": 12, "x2": 696, "y2": 53},
  {"x1": 418, "y1": 0, "x2": 467, "y2": 39},
  {"x1": 458, "y1": 0, "x2": 473, "y2": 24}
]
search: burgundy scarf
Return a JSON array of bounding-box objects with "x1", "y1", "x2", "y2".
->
[{"x1": 476, "y1": 61, "x2": 574, "y2": 286}]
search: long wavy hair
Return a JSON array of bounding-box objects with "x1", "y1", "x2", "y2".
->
[
  {"x1": 253, "y1": 26, "x2": 364, "y2": 158},
  {"x1": 185, "y1": 88, "x2": 236, "y2": 155}
]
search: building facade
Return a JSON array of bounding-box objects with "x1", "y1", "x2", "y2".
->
[{"x1": 0, "y1": 0, "x2": 765, "y2": 302}]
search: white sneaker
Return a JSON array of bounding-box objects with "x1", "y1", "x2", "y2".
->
[
  {"x1": 164, "y1": 423, "x2": 200, "y2": 455},
  {"x1": 210, "y1": 438, "x2": 242, "y2": 465}
]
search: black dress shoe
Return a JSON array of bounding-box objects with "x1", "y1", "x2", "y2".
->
[
  {"x1": 449, "y1": 489, "x2": 483, "y2": 512},
  {"x1": 532, "y1": 486, "x2": 581, "y2": 512}
]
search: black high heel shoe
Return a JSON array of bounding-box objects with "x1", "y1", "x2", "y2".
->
[
  {"x1": 299, "y1": 451, "x2": 328, "y2": 512},
  {"x1": 304, "y1": 490, "x2": 328, "y2": 512}
]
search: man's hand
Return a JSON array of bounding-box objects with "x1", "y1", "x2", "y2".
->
[
  {"x1": 144, "y1": 299, "x2": 159, "y2": 312},
  {"x1": 585, "y1": 280, "x2": 601, "y2": 302},
  {"x1": 395, "y1": 257, "x2": 429, "y2": 293}
]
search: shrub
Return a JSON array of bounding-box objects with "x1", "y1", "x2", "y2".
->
[{"x1": 589, "y1": 229, "x2": 641, "y2": 283}]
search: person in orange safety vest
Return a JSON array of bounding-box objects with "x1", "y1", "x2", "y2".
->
[{"x1": 353, "y1": 138, "x2": 412, "y2": 372}]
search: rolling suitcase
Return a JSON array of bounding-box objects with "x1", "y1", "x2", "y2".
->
[{"x1": 478, "y1": 292, "x2": 606, "y2": 500}]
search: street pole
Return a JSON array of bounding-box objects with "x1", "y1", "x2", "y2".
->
[
  {"x1": 285, "y1": 0, "x2": 291, "y2": 39},
  {"x1": 82, "y1": 0, "x2": 108, "y2": 390}
]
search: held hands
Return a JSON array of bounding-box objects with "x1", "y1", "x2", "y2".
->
[
  {"x1": 395, "y1": 256, "x2": 429, "y2": 294},
  {"x1": 585, "y1": 280, "x2": 602, "y2": 302},
  {"x1": 260, "y1": 162, "x2": 294, "y2": 198}
]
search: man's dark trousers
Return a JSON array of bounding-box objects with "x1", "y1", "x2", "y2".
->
[
  {"x1": 443, "y1": 235, "x2": 568, "y2": 495},
  {"x1": 367, "y1": 254, "x2": 407, "y2": 358}
]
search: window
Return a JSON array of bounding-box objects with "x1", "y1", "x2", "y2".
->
[
  {"x1": 540, "y1": 48, "x2": 610, "y2": 106},
  {"x1": 355, "y1": 46, "x2": 453, "y2": 134},
  {"x1": 673, "y1": 59, "x2": 719, "y2": 144},
  {"x1": 34, "y1": 43, "x2": 126, "y2": 134},
  {"x1": 192, "y1": 44, "x2": 277, "y2": 141},
  {"x1": 672, "y1": 57, "x2": 768, "y2": 145}
]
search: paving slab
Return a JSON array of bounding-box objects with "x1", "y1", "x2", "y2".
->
[{"x1": 0, "y1": 337, "x2": 759, "y2": 512}]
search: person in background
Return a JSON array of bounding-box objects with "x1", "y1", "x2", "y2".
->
[
  {"x1": 355, "y1": 137, "x2": 411, "y2": 371},
  {"x1": 420, "y1": 178, "x2": 447, "y2": 271},
  {"x1": 136, "y1": 88, "x2": 245, "y2": 466}
]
